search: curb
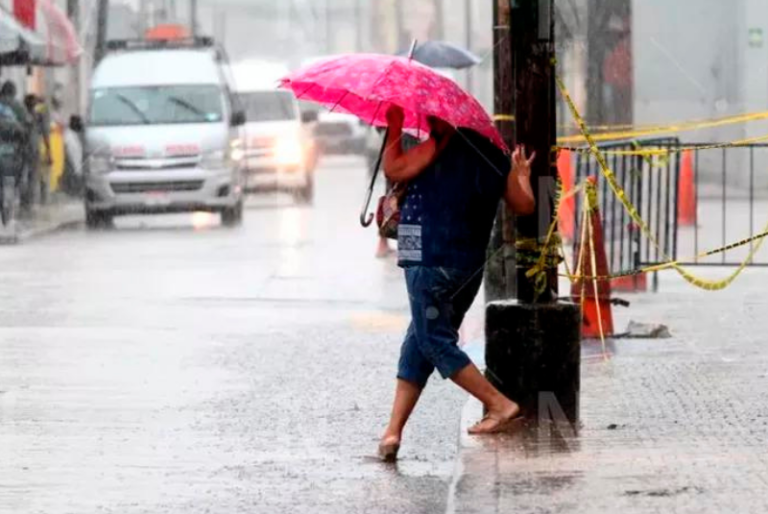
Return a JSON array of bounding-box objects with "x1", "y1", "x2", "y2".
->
[
  {"x1": 0, "y1": 205, "x2": 83, "y2": 246},
  {"x1": 445, "y1": 397, "x2": 497, "y2": 514}
]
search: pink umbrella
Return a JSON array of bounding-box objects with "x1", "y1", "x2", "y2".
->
[{"x1": 279, "y1": 53, "x2": 506, "y2": 152}]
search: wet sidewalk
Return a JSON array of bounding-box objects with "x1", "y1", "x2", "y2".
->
[
  {"x1": 450, "y1": 268, "x2": 768, "y2": 514},
  {"x1": 0, "y1": 196, "x2": 83, "y2": 245}
]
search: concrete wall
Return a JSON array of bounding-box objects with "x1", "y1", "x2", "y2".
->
[
  {"x1": 740, "y1": 0, "x2": 768, "y2": 189},
  {"x1": 633, "y1": 0, "x2": 768, "y2": 188}
]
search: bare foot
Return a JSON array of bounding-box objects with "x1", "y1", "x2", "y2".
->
[
  {"x1": 378, "y1": 434, "x2": 401, "y2": 462},
  {"x1": 468, "y1": 401, "x2": 522, "y2": 435}
]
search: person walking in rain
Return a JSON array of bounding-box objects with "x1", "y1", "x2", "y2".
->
[
  {"x1": 0, "y1": 82, "x2": 28, "y2": 125},
  {"x1": 378, "y1": 105, "x2": 535, "y2": 461},
  {"x1": 0, "y1": 82, "x2": 31, "y2": 205},
  {"x1": 24, "y1": 94, "x2": 52, "y2": 207}
]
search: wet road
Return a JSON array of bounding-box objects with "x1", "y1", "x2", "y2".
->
[{"x1": 0, "y1": 157, "x2": 468, "y2": 514}]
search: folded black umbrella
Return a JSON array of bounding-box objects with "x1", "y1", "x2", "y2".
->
[{"x1": 398, "y1": 40, "x2": 481, "y2": 70}]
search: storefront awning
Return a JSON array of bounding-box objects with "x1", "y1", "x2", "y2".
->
[
  {"x1": 0, "y1": 1, "x2": 81, "y2": 67},
  {"x1": 0, "y1": 7, "x2": 46, "y2": 65},
  {"x1": 37, "y1": 0, "x2": 82, "y2": 66}
]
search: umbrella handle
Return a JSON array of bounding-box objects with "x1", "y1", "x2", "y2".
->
[
  {"x1": 360, "y1": 128, "x2": 389, "y2": 228},
  {"x1": 360, "y1": 192, "x2": 375, "y2": 227}
]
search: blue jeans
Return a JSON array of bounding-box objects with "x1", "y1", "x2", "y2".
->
[{"x1": 398, "y1": 266, "x2": 483, "y2": 388}]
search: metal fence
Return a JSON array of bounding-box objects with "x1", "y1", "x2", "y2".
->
[
  {"x1": 573, "y1": 138, "x2": 768, "y2": 292},
  {"x1": 679, "y1": 143, "x2": 768, "y2": 268},
  {"x1": 573, "y1": 138, "x2": 681, "y2": 291}
]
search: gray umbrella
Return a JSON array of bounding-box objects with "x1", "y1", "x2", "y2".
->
[{"x1": 398, "y1": 40, "x2": 481, "y2": 70}]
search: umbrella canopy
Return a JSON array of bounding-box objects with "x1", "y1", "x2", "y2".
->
[
  {"x1": 0, "y1": 1, "x2": 81, "y2": 66},
  {"x1": 280, "y1": 53, "x2": 506, "y2": 152},
  {"x1": 398, "y1": 40, "x2": 481, "y2": 70}
]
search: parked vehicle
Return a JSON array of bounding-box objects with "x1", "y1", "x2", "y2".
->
[{"x1": 77, "y1": 38, "x2": 246, "y2": 229}]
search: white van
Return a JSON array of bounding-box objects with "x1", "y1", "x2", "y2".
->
[
  {"x1": 231, "y1": 61, "x2": 317, "y2": 203},
  {"x1": 80, "y1": 38, "x2": 246, "y2": 228},
  {"x1": 235, "y1": 88, "x2": 318, "y2": 203}
]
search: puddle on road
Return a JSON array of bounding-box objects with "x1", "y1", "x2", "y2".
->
[{"x1": 358, "y1": 455, "x2": 454, "y2": 478}]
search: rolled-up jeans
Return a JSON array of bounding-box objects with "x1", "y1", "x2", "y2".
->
[{"x1": 397, "y1": 266, "x2": 483, "y2": 388}]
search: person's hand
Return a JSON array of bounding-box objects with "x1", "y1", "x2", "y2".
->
[
  {"x1": 504, "y1": 144, "x2": 536, "y2": 215},
  {"x1": 511, "y1": 144, "x2": 535, "y2": 180},
  {"x1": 385, "y1": 105, "x2": 405, "y2": 129}
]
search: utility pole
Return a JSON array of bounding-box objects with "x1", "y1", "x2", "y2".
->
[
  {"x1": 465, "y1": 0, "x2": 473, "y2": 94},
  {"x1": 94, "y1": 0, "x2": 110, "y2": 65},
  {"x1": 325, "y1": 0, "x2": 332, "y2": 54},
  {"x1": 484, "y1": 0, "x2": 515, "y2": 302},
  {"x1": 587, "y1": 0, "x2": 633, "y2": 126},
  {"x1": 395, "y1": 0, "x2": 406, "y2": 51},
  {"x1": 169, "y1": 0, "x2": 178, "y2": 22},
  {"x1": 138, "y1": 0, "x2": 148, "y2": 34},
  {"x1": 355, "y1": 0, "x2": 363, "y2": 53},
  {"x1": 433, "y1": 0, "x2": 444, "y2": 40},
  {"x1": 66, "y1": 0, "x2": 81, "y2": 114},
  {"x1": 585, "y1": 0, "x2": 605, "y2": 125},
  {"x1": 512, "y1": 0, "x2": 558, "y2": 303},
  {"x1": 190, "y1": 0, "x2": 198, "y2": 36},
  {"x1": 485, "y1": 0, "x2": 581, "y2": 424},
  {"x1": 213, "y1": 8, "x2": 226, "y2": 44}
]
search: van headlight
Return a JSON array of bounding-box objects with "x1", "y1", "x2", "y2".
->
[
  {"x1": 230, "y1": 140, "x2": 244, "y2": 163},
  {"x1": 200, "y1": 149, "x2": 228, "y2": 170},
  {"x1": 89, "y1": 154, "x2": 114, "y2": 174},
  {"x1": 274, "y1": 137, "x2": 303, "y2": 166}
]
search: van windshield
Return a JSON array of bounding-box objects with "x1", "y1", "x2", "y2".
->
[
  {"x1": 238, "y1": 91, "x2": 296, "y2": 122},
  {"x1": 89, "y1": 85, "x2": 225, "y2": 126}
]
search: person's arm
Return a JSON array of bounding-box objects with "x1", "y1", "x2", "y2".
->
[
  {"x1": 382, "y1": 105, "x2": 436, "y2": 183},
  {"x1": 504, "y1": 145, "x2": 536, "y2": 215}
]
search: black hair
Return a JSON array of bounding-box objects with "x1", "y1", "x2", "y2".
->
[
  {"x1": 0, "y1": 81, "x2": 17, "y2": 97},
  {"x1": 24, "y1": 94, "x2": 37, "y2": 110}
]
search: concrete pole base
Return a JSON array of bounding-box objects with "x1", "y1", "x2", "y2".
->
[{"x1": 485, "y1": 301, "x2": 581, "y2": 423}]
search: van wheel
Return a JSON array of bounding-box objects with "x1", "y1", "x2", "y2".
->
[
  {"x1": 85, "y1": 208, "x2": 114, "y2": 230},
  {"x1": 221, "y1": 201, "x2": 243, "y2": 227}
]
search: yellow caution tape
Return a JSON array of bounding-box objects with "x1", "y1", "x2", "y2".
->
[
  {"x1": 585, "y1": 179, "x2": 599, "y2": 211},
  {"x1": 523, "y1": 182, "x2": 585, "y2": 299},
  {"x1": 560, "y1": 109, "x2": 768, "y2": 136},
  {"x1": 558, "y1": 109, "x2": 768, "y2": 144},
  {"x1": 557, "y1": 132, "x2": 768, "y2": 157},
  {"x1": 555, "y1": 72, "x2": 768, "y2": 291},
  {"x1": 565, "y1": 228, "x2": 768, "y2": 282}
]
